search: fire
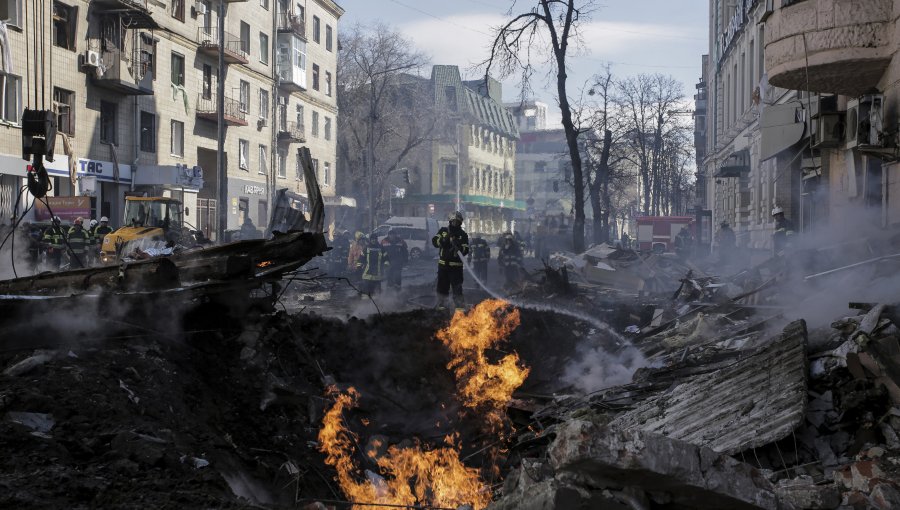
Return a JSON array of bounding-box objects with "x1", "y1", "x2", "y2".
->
[
  {"x1": 256, "y1": 260, "x2": 274, "y2": 268},
  {"x1": 318, "y1": 387, "x2": 492, "y2": 510},
  {"x1": 435, "y1": 299, "x2": 530, "y2": 431}
]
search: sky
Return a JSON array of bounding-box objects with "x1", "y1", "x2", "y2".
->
[{"x1": 335, "y1": 0, "x2": 709, "y2": 127}]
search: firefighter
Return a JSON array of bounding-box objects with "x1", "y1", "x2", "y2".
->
[
  {"x1": 716, "y1": 221, "x2": 736, "y2": 263},
  {"x1": 432, "y1": 211, "x2": 470, "y2": 309},
  {"x1": 42, "y1": 216, "x2": 65, "y2": 270},
  {"x1": 381, "y1": 229, "x2": 408, "y2": 291},
  {"x1": 498, "y1": 232, "x2": 524, "y2": 291},
  {"x1": 358, "y1": 236, "x2": 389, "y2": 296},
  {"x1": 66, "y1": 217, "x2": 90, "y2": 269},
  {"x1": 674, "y1": 225, "x2": 694, "y2": 260},
  {"x1": 329, "y1": 230, "x2": 351, "y2": 276},
  {"x1": 94, "y1": 216, "x2": 113, "y2": 245},
  {"x1": 23, "y1": 222, "x2": 41, "y2": 272},
  {"x1": 467, "y1": 236, "x2": 490, "y2": 283},
  {"x1": 772, "y1": 206, "x2": 795, "y2": 257},
  {"x1": 347, "y1": 231, "x2": 366, "y2": 279}
]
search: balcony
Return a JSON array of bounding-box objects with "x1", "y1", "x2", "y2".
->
[
  {"x1": 91, "y1": 0, "x2": 157, "y2": 28},
  {"x1": 197, "y1": 27, "x2": 249, "y2": 65},
  {"x1": 196, "y1": 94, "x2": 248, "y2": 126},
  {"x1": 277, "y1": 12, "x2": 306, "y2": 39},
  {"x1": 86, "y1": 46, "x2": 153, "y2": 95},
  {"x1": 764, "y1": 0, "x2": 892, "y2": 96},
  {"x1": 277, "y1": 121, "x2": 305, "y2": 143}
]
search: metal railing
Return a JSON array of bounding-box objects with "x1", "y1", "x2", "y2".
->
[
  {"x1": 197, "y1": 27, "x2": 249, "y2": 62},
  {"x1": 277, "y1": 121, "x2": 305, "y2": 141},
  {"x1": 196, "y1": 94, "x2": 247, "y2": 124},
  {"x1": 276, "y1": 12, "x2": 306, "y2": 38}
]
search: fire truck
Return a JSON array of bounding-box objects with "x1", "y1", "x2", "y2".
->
[{"x1": 635, "y1": 216, "x2": 694, "y2": 253}]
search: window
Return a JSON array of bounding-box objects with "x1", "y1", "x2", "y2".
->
[
  {"x1": 324, "y1": 116, "x2": 331, "y2": 140},
  {"x1": 100, "y1": 101, "x2": 117, "y2": 145},
  {"x1": 311, "y1": 158, "x2": 319, "y2": 180},
  {"x1": 240, "y1": 21, "x2": 250, "y2": 54},
  {"x1": 295, "y1": 3, "x2": 304, "y2": 22},
  {"x1": 259, "y1": 88, "x2": 269, "y2": 121},
  {"x1": 140, "y1": 111, "x2": 156, "y2": 152},
  {"x1": 258, "y1": 200, "x2": 267, "y2": 225},
  {"x1": 171, "y1": 52, "x2": 185, "y2": 87},
  {"x1": 171, "y1": 0, "x2": 184, "y2": 21},
  {"x1": 326, "y1": 25, "x2": 333, "y2": 51},
  {"x1": 311, "y1": 111, "x2": 318, "y2": 137},
  {"x1": 312, "y1": 16, "x2": 320, "y2": 43},
  {"x1": 277, "y1": 149, "x2": 287, "y2": 178},
  {"x1": 325, "y1": 71, "x2": 331, "y2": 96},
  {"x1": 312, "y1": 63, "x2": 319, "y2": 90},
  {"x1": 239, "y1": 139, "x2": 249, "y2": 170},
  {"x1": 323, "y1": 162, "x2": 331, "y2": 186},
  {"x1": 139, "y1": 33, "x2": 156, "y2": 81},
  {"x1": 0, "y1": 0, "x2": 23, "y2": 26},
  {"x1": 171, "y1": 120, "x2": 184, "y2": 157},
  {"x1": 259, "y1": 32, "x2": 269, "y2": 65},
  {"x1": 202, "y1": 64, "x2": 212, "y2": 100},
  {"x1": 443, "y1": 163, "x2": 457, "y2": 186},
  {"x1": 296, "y1": 103, "x2": 304, "y2": 128},
  {"x1": 535, "y1": 161, "x2": 546, "y2": 173},
  {"x1": 258, "y1": 144, "x2": 268, "y2": 175},
  {"x1": 53, "y1": 87, "x2": 74, "y2": 135},
  {"x1": 239, "y1": 80, "x2": 249, "y2": 112},
  {"x1": 0, "y1": 72, "x2": 21, "y2": 123},
  {"x1": 52, "y1": 2, "x2": 77, "y2": 51},
  {"x1": 295, "y1": 149, "x2": 303, "y2": 180},
  {"x1": 259, "y1": 0, "x2": 268, "y2": 9}
]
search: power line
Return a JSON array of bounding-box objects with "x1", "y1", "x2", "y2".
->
[{"x1": 386, "y1": 0, "x2": 493, "y2": 36}]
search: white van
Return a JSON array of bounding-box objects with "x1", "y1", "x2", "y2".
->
[{"x1": 371, "y1": 216, "x2": 441, "y2": 260}]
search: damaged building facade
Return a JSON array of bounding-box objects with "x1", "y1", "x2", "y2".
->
[
  {"x1": 0, "y1": 0, "x2": 348, "y2": 237},
  {"x1": 763, "y1": 0, "x2": 900, "y2": 232},
  {"x1": 392, "y1": 65, "x2": 524, "y2": 236}
]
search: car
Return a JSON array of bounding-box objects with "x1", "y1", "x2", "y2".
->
[{"x1": 371, "y1": 216, "x2": 440, "y2": 260}]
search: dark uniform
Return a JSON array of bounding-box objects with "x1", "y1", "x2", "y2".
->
[
  {"x1": 674, "y1": 226, "x2": 694, "y2": 260},
  {"x1": 432, "y1": 212, "x2": 469, "y2": 308},
  {"x1": 772, "y1": 210, "x2": 795, "y2": 257},
  {"x1": 42, "y1": 221, "x2": 65, "y2": 269},
  {"x1": 66, "y1": 223, "x2": 90, "y2": 268},
  {"x1": 358, "y1": 238, "x2": 389, "y2": 295},
  {"x1": 467, "y1": 237, "x2": 490, "y2": 282},
  {"x1": 329, "y1": 231, "x2": 351, "y2": 276},
  {"x1": 498, "y1": 234, "x2": 524, "y2": 291},
  {"x1": 381, "y1": 231, "x2": 408, "y2": 290}
]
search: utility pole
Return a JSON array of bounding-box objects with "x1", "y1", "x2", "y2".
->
[{"x1": 216, "y1": 0, "x2": 227, "y2": 242}]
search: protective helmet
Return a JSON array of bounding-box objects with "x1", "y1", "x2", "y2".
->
[
  {"x1": 100, "y1": 216, "x2": 109, "y2": 223},
  {"x1": 74, "y1": 217, "x2": 83, "y2": 226},
  {"x1": 355, "y1": 231, "x2": 364, "y2": 240},
  {"x1": 771, "y1": 206, "x2": 784, "y2": 217},
  {"x1": 89, "y1": 219, "x2": 98, "y2": 228},
  {"x1": 448, "y1": 211, "x2": 464, "y2": 223}
]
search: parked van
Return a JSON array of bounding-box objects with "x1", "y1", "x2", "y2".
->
[{"x1": 371, "y1": 216, "x2": 440, "y2": 260}]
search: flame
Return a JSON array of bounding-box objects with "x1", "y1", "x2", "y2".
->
[
  {"x1": 435, "y1": 299, "x2": 530, "y2": 431},
  {"x1": 318, "y1": 387, "x2": 491, "y2": 510},
  {"x1": 256, "y1": 260, "x2": 274, "y2": 268}
]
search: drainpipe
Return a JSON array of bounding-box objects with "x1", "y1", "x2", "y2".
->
[
  {"x1": 269, "y1": 3, "x2": 277, "y2": 231},
  {"x1": 216, "y1": 0, "x2": 227, "y2": 241}
]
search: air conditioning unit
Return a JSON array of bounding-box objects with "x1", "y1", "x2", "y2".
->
[
  {"x1": 194, "y1": 1, "x2": 207, "y2": 14},
  {"x1": 846, "y1": 94, "x2": 884, "y2": 149},
  {"x1": 811, "y1": 112, "x2": 845, "y2": 149},
  {"x1": 83, "y1": 50, "x2": 101, "y2": 68}
]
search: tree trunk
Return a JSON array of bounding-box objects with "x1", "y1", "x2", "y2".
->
[{"x1": 556, "y1": 55, "x2": 584, "y2": 253}]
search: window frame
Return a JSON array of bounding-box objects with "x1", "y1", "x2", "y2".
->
[
  {"x1": 239, "y1": 139, "x2": 249, "y2": 170},
  {"x1": 324, "y1": 116, "x2": 331, "y2": 141},
  {"x1": 170, "y1": 119, "x2": 184, "y2": 157},
  {"x1": 312, "y1": 16, "x2": 320, "y2": 43},
  {"x1": 277, "y1": 149, "x2": 287, "y2": 178},
  {"x1": 325, "y1": 24, "x2": 332, "y2": 51},
  {"x1": 171, "y1": 0, "x2": 184, "y2": 21},
  {"x1": 240, "y1": 21, "x2": 250, "y2": 54},
  {"x1": 325, "y1": 71, "x2": 331, "y2": 96},
  {"x1": 259, "y1": 32, "x2": 269, "y2": 65},
  {"x1": 170, "y1": 51, "x2": 185, "y2": 87},
  {"x1": 99, "y1": 100, "x2": 118, "y2": 145},
  {"x1": 312, "y1": 63, "x2": 319, "y2": 91},
  {"x1": 311, "y1": 110, "x2": 318, "y2": 137},
  {"x1": 52, "y1": 1, "x2": 77, "y2": 51},
  {"x1": 323, "y1": 161, "x2": 330, "y2": 186},
  {"x1": 0, "y1": 72, "x2": 22, "y2": 124},
  {"x1": 2, "y1": 0, "x2": 24, "y2": 27},
  {"x1": 202, "y1": 64, "x2": 212, "y2": 100},
  {"x1": 53, "y1": 87, "x2": 75, "y2": 135},
  {"x1": 239, "y1": 80, "x2": 250, "y2": 113},
  {"x1": 259, "y1": 88, "x2": 269, "y2": 121},
  {"x1": 258, "y1": 144, "x2": 268, "y2": 175},
  {"x1": 140, "y1": 110, "x2": 156, "y2": 153}
]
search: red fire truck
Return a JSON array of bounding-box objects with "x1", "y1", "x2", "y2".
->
[{"x1": 635, "y1": 216, "x2": 694, "y2": 253}]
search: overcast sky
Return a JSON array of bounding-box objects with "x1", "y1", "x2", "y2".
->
[{"x1": 336, "y1": 0, "x2": 709, "y2": 127}]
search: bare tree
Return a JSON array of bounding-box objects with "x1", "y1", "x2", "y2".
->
[
  {"x1": 614, "y1": 73, "x2": 690, "y2": 216},
  {"x1": 484, "y1": 0, "x2": 594, "y2": 252},
  {"x1": 337, "y1": 23, "x2": 431, "y2": 231}
]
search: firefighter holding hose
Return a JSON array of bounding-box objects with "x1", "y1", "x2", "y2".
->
[{"x1": 432, "y1": 211, "x2": 470, "y2": 309}]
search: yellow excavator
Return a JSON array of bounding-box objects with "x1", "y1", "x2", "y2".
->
[{"x1": 99, "y1": 196, "x2": 185, "y2": 263}]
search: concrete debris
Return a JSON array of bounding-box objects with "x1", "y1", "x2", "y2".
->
[
  {"x1": 3, "y1": 350, "x2": 55, "y2": 377},
  {"x1": 6, "y1": 411, "x2": 55, "y2": 434}
]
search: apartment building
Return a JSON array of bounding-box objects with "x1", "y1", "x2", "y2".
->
[
  {"x1": 763, "y1": 0, "x2": 900, "y2": 234},
  {"x1": 704, "y1": 0, "x2": 801, "y2": 252},
  {"x1": 392, "y1": 65, "x2": 523, "y2": 236},
  {"x1": 0, "y1": 0, "x2": 343, "y2": 239}
]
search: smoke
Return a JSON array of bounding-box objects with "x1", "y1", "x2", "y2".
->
[{"x1": 560, "y1": 334, "x2": 649, "y2": 394}]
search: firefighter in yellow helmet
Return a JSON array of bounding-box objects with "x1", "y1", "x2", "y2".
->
[{"x1": 431, "y1": 211, "x2": 469, "y2": 309}]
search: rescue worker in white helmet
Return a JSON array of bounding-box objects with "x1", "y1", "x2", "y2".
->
[
  {"x1": 771, "y1": 206, "x2": 795, "y2": 257},
  {"x1": 431, "y1": 211, "x2": 469, "y2": 309}
]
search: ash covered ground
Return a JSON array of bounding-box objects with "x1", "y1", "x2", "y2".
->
[{"x1": 0, "y1": 302, "x2": 616, "y2": 509}]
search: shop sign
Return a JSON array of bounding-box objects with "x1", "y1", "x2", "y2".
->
[
  {"x1": 34, "y1": 196, "x2": 91, "y2": 222},
  {"x1": 243, "y1": 184, "x2": 265, "y2": 195}
]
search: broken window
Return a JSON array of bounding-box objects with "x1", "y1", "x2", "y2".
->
[
  {"x1": 53, "y1": 87, "x2": 74, "y2": 135},
  {"x1": 171, "y1": 0, "x2": 184, "y2": 21},
  {"x1": 140, "y1": 111, "x2": 155, "y2": 152},
  {"x1": 171, "y1": 52, "x2": 185, "y2": 87},
  {"x1": 100, "y1": 100, "x2": 117, "y2": 145},
  {"x1": 171, "y1": 120, "x2": 184, "y2": 157},
  {"x1": 239, "y1": 139, "x2": 249, "y2": 170},
  {"x1": 52, "y1": 2, "x2": 77, "y2": 51}
]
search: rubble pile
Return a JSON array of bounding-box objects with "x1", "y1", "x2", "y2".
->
[{"x1": 490, "y1": 302, "x2": 900, "y2": 510}]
